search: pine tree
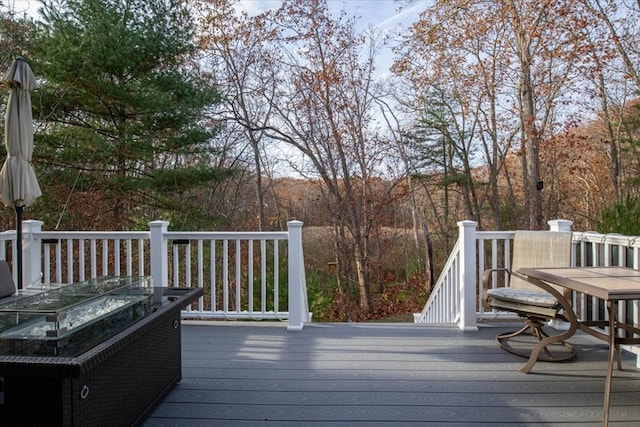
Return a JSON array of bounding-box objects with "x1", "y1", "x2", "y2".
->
[{"x1": 31, "y1": 0, "x2": 234, "y2": 230}]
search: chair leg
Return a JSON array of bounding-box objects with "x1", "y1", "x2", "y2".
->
[
  {"x1": 496, "y1": 319, "x2": 577, "y2": 362},
  {"x1": 532, "y1": 325, "x2": 563, "y2": 360}
]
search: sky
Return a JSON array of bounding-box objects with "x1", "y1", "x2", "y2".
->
[
  {"x1": 11, "y1": 0, "x2": 431, "y2": 76},
  {"x1": 234, "y1": 0, "x2": 432, "y2": 77},
  {"x1": 10, "y1": 0, "x2": 430, "y2": 32},
  {"x1": 7, "y1": 0, "x2": 432, "y2": 178},
  {"x1": 239, "y1": 0, "x2": 429, "y2": 32}
]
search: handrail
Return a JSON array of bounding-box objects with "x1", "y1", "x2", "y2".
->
[
  {"x1": 414, "y1": 228, "x2": 516, "y2": 325},
  {"x1": 414, "y1": 220, "x2": 640, "y2": 366},
  {"x1": 1, "y1": 220, "x2": 310, "y2": 330},
  {"x1": 413, "y1": 237, "x2": 462, "y2": 324}
]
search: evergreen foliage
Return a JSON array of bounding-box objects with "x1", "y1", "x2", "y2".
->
[
  {"x1": 598, "y1": 196, "x2": 640, "y2": 236},
  {"x1": 30, "y1": 0, "x2": 235, "y2": 230}
]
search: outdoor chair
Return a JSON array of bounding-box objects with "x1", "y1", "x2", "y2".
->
[
  {"x1": 483, "y1": 230, "x2": 576, "y2": 362},
  {"x1": 0, "y1": 260, "x2": 16, "y2": 299}
]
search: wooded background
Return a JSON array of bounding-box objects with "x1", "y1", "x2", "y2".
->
[{"x1": 1, "y1": 0, "x2": 639, "y2": 320}]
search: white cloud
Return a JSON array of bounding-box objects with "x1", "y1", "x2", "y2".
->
[
  {"x1": 237, "y1": 0, "x2": 281, "y2": 16},
  {"x1": 5, "y1": 0, "x2": 41, "y2": 18},
  {"x1": 236, "y1": 1, "x2": 431, "y2": 31}
]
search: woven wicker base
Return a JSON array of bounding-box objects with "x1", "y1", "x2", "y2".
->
[{"x1": 0, "y1": 287, "x2": 202, "y2": 427}]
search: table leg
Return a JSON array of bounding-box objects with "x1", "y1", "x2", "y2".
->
[{"x1": 602, "y1": 300, "x2": 617, "y2": 427}]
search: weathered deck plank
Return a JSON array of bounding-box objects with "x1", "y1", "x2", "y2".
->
[{"x1": 142, "y1": 322, "x2": 640, "y2": 426}]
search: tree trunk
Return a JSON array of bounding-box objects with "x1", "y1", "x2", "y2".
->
[
  {"x1": 507, "y1": 0, "x2": 544, "y2": 229},
  {"x1": 353, "y1": 242, "x2": 370, "y2": 313}
]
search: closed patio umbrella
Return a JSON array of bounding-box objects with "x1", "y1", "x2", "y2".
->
[{"x1": 0, "y1": 57, "x2": 41, "y2": 289}]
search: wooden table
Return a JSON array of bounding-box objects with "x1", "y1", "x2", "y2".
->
[{"x1": 517, "y1": 266, "x2": 640, "y2": 426}]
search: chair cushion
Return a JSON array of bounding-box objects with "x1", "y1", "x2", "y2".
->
[{"x1": 487, "y1": 287, "x2": 558, "y2": 308}]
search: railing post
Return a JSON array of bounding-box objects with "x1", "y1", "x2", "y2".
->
[
  {"x1": 458, "y1": 220, "x2": 478, "y2": 331},
  {"x1": 22, "y1": 220, "x2": 43, "y2": 287},
  {"x1": 287, "y1": 220, "x2": 306, "y2": 331},
  {"x1": 149, "y1": 221, "x2": 169, "y2": 287},
  {"x1": 548, "y1": 219, "x2": 573, "y2": 232}
]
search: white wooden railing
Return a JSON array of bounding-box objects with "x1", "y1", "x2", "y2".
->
[
  {"x1": 0, "y1": 220, "x2": 310, "y2": 331},
  {"x1": 414, "y1": 219, "x2": 640, "y2": 364},
  {"x1": 3, "y1": 214, "x2": 637, "y2": 340}
]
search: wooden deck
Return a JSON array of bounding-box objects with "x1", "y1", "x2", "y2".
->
[{"x1": 142, "y1": 322, "x2": 640, "y2": 426}]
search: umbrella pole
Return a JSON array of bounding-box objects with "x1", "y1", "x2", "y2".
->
[{"x1": 16, "y1": 205, "x2": 23, "y2": 289}]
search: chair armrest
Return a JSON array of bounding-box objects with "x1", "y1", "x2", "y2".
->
[{"x1": 482, "y1": 267, "x2": 510, "y2": 308}]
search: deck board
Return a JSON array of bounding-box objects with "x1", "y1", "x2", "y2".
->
[{"x1": 142, "y1": 322, "x2": 640, "y2": 426}]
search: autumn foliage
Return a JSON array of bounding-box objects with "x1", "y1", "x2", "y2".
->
[{"x1": 1, "y1": 0, "x2": 640, "y2": 320}]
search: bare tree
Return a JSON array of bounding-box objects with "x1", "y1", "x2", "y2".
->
[
  {"x1": 195, "y1": 0, "x2": 280, "y2": 230},
  {"x1": 249, "y1": 0, "x2": 405, "y2": 315},
  {"x1": 394, "y1": 0, "x2": 581, "y2": 229}
]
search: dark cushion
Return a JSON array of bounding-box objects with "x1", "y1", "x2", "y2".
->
[{"x1": 0, "y1": 260, "x2": 16, "y2": 298}]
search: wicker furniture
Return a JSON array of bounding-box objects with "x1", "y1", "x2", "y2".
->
[{"x1": 0, "y1": 277, "x2": 202, "y2": 426}]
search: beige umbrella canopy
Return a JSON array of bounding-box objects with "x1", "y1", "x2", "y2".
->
[{"x1": 0, "y1": 57, "x2": 41, "y2": 289}]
